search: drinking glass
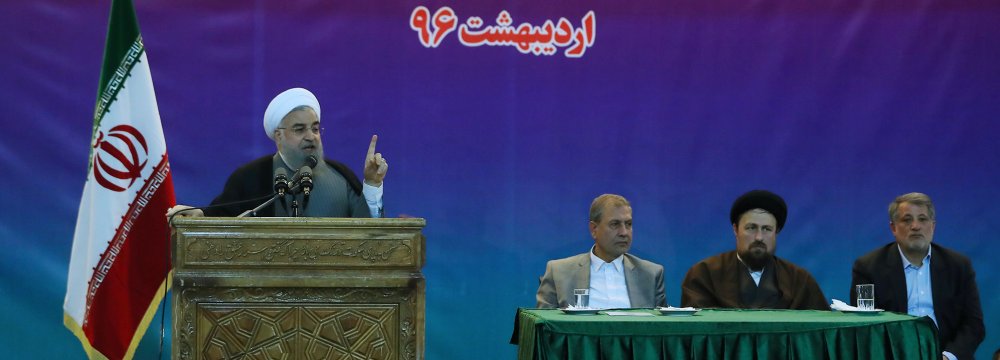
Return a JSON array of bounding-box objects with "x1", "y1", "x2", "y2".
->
[
  {"x1": 573, "y1": 289, "x2": 590, "y2": 309},
  {"x1": 856, "y1": 284, "x2": 875, "y2": 310}
]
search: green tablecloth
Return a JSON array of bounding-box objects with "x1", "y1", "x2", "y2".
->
[{"x1": 515, "y1": 308, "x2": 939, "y2": 360}]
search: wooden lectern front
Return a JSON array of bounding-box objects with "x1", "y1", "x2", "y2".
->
[{"x1": 170, "y1": 217, "x2": 426, "y2": 360}]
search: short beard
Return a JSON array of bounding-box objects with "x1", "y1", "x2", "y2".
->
[{"x1": 739, "y1": 242, "x2": 772, "y2": 271}]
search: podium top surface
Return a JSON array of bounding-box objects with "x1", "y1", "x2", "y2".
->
[{"x1": 172, "y1": 217, "x2": 426, "y2": 229}]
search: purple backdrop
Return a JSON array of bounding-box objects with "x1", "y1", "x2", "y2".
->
[{"x1": 1, "y1": 0, "x2": 998, "y2": 358}]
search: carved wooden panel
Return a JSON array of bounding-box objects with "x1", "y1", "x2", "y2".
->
[
  {"x1": 175, "y1": 287, "x2": 421, "y2": 360},
  {"x1": 197, "y1": 303, "x2": 397, "y2": 360},
  {"x1": 171, "y1": 218, "x2": 426, "y2": 360},
  {"x1": 183, "y1": 238, "x2": 416, "y2": 267}
]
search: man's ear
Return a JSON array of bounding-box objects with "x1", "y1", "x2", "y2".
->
[{"x1": 274, "y1": 128, "x2": 288, "y2": 146}]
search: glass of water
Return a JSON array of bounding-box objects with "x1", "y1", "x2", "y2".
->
[
  {"x1": 856, "y1": 284, "x2": 875, "y2": 310},
  {"x1": 573, "y1": 289, "x2": 590, "y2": 309}
]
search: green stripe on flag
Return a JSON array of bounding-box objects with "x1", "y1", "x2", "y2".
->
[{"x1": 88, "y1": 0, "x2": 145, "y2": 173}]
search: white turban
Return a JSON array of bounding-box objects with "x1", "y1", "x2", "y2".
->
[{"x1": 263, "y1": 88, "x2": 321, "y2": 140}]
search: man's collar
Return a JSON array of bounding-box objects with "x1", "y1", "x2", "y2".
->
[
  {"x1": 589, "y1": 246, "x2": 624, "y2": 272},
  {"x1": 275, "y1": 152, "x2": 293, "y2": 170},
  {"x1": 896, "y1": 243, "x2": 932, "y2": 269},
  {"x1": 736, "y1": 252, "x2": 766, "y2": 274}
]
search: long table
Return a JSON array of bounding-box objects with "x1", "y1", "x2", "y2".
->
[{"x1": 513, "y1": 308, "x2": 939, "y2": 360}]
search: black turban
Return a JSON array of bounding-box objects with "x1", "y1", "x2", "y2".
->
[{"x1": 730, "y1": 190, "x2": 787, "y2": 232}]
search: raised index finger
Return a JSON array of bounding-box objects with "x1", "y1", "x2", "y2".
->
[{"x1": 367, "y1": 134, "x2": 378, "y2": 158}]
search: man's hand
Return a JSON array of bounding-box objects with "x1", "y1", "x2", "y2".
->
[
  {"x1": 166, "y1": 204, "x2": 203, "y2": 218},
  {"x1": 363, "y1": 134, "x2": 388, "y2": 187}
]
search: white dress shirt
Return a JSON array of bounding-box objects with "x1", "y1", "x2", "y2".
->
[
  {"x1": 361, "y1": 182, "x2": 383, "y2": 217},
  {"x1": 588, "y1": 249, "x2": 631, "y2": 309}
]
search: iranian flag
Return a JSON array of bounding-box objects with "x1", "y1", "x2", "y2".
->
[{"x1": 63, "y1": 0, "x2": 176, "y2": 358}]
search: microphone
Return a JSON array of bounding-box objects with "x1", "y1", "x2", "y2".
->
[
  {"x1": 299, "y1": 164, "x2": 313, "y2": 196},
  {"x1": 273, "y1": 167, "x2": 289, "y2": 196},
  {"x1": 291, "y1": 155, "x2": 317, "y2": 196}
]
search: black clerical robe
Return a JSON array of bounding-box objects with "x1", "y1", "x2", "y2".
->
[{"x1": 204, "y1": 154, "x2": 367, "y2": 217}]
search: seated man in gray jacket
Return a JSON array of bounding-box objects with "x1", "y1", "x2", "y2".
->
[{"x1": 536, "y1": 194, "x2": 667, "y2": 309}]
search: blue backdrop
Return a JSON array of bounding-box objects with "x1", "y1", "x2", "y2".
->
[{"x1": 1, "y1": 1, "x2": 998, "y2": 358}]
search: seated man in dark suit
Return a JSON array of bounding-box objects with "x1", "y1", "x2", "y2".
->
[
  {"x1": 851, "y1": 192, "x2": 985, "y2": 360},
  {"x1": 681, "y1": 190, "x2": 828, "y2": 310},
  {"x1": 535, "y1": 194, "x2": 666, "y2": 309}
]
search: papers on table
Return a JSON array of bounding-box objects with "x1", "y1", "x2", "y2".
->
[
  {"x1": 830, "y1": 299, "x2": 861, "y2": 311},
  {"x1": 605, "y1": 311, "x2": 655, "y2": 316},
  {"x1": 830, "y1": 299, "x2": 884, "y2": 313}
]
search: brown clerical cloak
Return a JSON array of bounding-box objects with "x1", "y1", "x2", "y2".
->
[{"x1": 681, "y1": 250, "x2": 828, "y2": 310}]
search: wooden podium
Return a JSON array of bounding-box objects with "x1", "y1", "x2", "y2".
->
[{"x1": 170, "y1": 217, "x2": 426, "y2": 360}]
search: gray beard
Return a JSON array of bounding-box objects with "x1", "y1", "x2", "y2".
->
[{"x1": 278, "y1": 148, "x2": 322, "y2": 169}]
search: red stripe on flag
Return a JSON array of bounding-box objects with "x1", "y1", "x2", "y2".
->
[{"x1": 82, "y1": 156, "x2": 175, "y2": 359}]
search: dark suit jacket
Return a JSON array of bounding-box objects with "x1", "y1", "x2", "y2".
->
[
  {"x1": 535, "y1": 252, "x2": 667, "y2": 308},
  {"x1": 851, "y1": 242, "x2": 985, "y2": 359},
  {"x1": 204, "y1": 154, "x2": 365, "y2": 217}
]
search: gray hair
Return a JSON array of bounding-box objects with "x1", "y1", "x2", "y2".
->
[
  {"x1": 590, "y1": 194, "x2": 631, "y2": 223},
  {"x1": 888, "y1": 192, "x2": 935, "y2": 222}
]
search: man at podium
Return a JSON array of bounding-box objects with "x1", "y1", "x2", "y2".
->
[{"x1": 167, "y1": 87, "x2": 387, "y2": 218}]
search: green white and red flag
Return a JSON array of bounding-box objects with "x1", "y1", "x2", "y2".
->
[{"x1": 64, "y1": 0, "x2": 175, "y2": 358}]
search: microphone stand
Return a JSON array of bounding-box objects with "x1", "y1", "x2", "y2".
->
[
  {"x1": 237, "y1": 192, "x2": 283, "y2": 218},
  {"x1": 284, "y1": 182, "x2": 311, "y2": 217},
  {"x1": 268, "y1": 158, "x2": 314, "y2": 218}
]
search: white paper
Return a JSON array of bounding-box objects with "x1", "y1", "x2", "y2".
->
[
  {"x1": 830, "y1": 298, "x2": 861, "y2": 311},
  {"x1": 658, "y1": 306, "x2": 698, "y2": 311},
  {"x1": 605, "y1": 311, "x2": 655, "y2": 316}
]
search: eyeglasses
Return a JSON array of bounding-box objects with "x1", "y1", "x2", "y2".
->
[{"x1": 276, "y1": 126, "x2": 323, "y2": 137}]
